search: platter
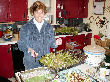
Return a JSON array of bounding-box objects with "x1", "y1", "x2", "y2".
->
[
  {"x1": 39, "y1": 49, "x2": 86, "y2": 72},
  {"x1": 15, "y1": 67, "x2": 56, "y2": 82}
]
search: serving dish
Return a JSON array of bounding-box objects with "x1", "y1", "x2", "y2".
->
[
  {"x1": 15, "y1": 67, "x2": 56, "y2": 82},
  {"x1": 39, "y1": 49, "x2": 86, "y2": 72}
]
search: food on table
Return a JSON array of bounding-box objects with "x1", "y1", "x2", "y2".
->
[
  {"x1": 58, "y1": 68, "x2": 96, "y2": 82},
  {"x1": 39, "y1": 50, "x2": 84, "y2": 70},
  {"x1": 67, "y1": 72, "x2": 91, "y2": 82},
  {"x1": 20, "y1": 67, "x2": 55, "y2": 82},
  {"x1": 55, "y1": 27, "x2": 78, "y2": 35}
]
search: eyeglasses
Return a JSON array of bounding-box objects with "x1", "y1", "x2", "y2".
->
[{"x1": 34, "y1": 10, "x2": 44, "y2": 15}]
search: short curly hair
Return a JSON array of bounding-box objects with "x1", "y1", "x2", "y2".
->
[{"x1": 30, "y1": 1, "x2": 47, "y2": 16}]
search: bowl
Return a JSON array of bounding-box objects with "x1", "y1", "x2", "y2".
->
[
  {"x1": 3, "y1": 35, "x2": 13, "y2": 41},
  {"x1": 4, "y1": 37, "x2": 12, "y2": 41}
]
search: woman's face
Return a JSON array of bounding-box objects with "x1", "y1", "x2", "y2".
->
[{"x1": 33, "y1": 9, "x2": 45, "y2": 23}]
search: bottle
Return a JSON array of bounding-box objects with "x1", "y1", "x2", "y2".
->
[{"x1": 106, "y1": 66, "x2": 110, "y2": 76}]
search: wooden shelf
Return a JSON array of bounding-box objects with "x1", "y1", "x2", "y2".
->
[{"x1": 0, "y1": 22, "x2": 15, "y2": 25}]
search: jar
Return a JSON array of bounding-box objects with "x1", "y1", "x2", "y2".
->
[{"x1": 99, "y1": 66, "x2": 106, "y2": 78}]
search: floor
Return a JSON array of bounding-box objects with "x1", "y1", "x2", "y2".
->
[{"x1": 8, "y1": 77, "x2": 16, "y2": 82}]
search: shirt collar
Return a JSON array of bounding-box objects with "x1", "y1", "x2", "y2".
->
[{"x1": 33, "y1": 18, "x2": 44, "y2": 26}]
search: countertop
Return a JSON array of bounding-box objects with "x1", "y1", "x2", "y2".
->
[
  {"x1": 0, "y1": 31, "x2": 92, "y2": 45},
  {"x1": 0, "y1": 34, "x2": 18, "y2": 45}
]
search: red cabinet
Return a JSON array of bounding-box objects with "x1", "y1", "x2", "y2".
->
[
  {"x1": 66, "y1": 34, "x2": 86, "y2": 51},
  {"x1": 55, "y1": 37, "x2": 67, "y2": 51},
  {"x1": 9, "y1": 0, "x2": 28, "y2": 22},
  {"x1": 65, "y1": 0, "x2": 79, "y2": 18},
  {"x1": 56, "y1": 0, "x2": 89, "y2": 18},
  {"x1": 0, "y1": 0, "x2": 9, "y2": 22},
  {"x1": 51, "y1": 33, "x2": 92, "y2": 52},
  {"x1": 56, "y1": 0, "x2": 66, "y2": 18},
  {"x1": 0, "y1": 45, "x2": 14, "y2": 78},
  {"x1": 0, "y1": 0, "x2": 28, "y2": 22},
  {"x1": 78, "y1": 0, "x2": 88, "y2": 18},
  {"x1": 85, "y1": 33, "x2": 92, "y2": 46}
]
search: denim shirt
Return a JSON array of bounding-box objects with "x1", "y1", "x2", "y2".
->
[{"x1": 17, "y1": 19, "x2": 56, "y2": 60}]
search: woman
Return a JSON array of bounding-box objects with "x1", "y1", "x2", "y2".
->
[{"x1": 18, "y1": 1, "x2": 61, "y2": 70}]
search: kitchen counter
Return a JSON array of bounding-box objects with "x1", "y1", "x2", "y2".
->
[
  {"x1": 0, "y1": 34, "x2": 71, "y2": 45},
  {"x1": 0, "y1": 34, "x2": 18, "y2": 45},
  {"x1": 55, "y1": 31, "x2": 92, "y2": 37},
  {"x1": 0, "y1": 31, "x2": 92, "y2": 45}
]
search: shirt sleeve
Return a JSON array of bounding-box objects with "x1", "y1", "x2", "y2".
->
[{"x1": 17, "y1": 25, "x2": 29, "y2": 53}]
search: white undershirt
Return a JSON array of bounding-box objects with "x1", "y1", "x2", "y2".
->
[{"x1": 33, "y1": 18, "x2": 44, "y2": 32}]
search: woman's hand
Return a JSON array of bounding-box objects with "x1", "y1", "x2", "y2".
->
[
  {"x1": 28, "y1": 48, "x2": 38, "y2": 57},
  {"x1": 55, "y1": 38, "x2": 62, "y2": 46}
]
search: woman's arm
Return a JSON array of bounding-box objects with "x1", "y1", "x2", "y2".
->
[
  {"x1": 17, "y1": 25, "x2": 29, "y2": 53},
  {"x1": 48, "y1": 24, "x2": 58, "y2": 48}
]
